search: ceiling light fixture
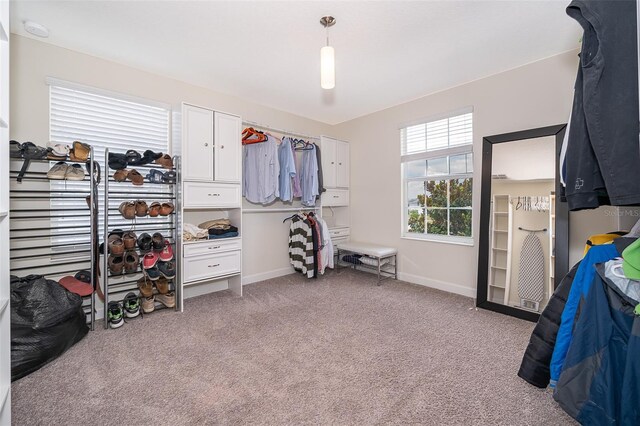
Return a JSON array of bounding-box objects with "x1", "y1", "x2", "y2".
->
[
  {"x1": 320, "y1": 16, "x2": 336, "y2": 90},
  {"x1": 24, "y1": 21, "x2": 49, "y2": 38}
]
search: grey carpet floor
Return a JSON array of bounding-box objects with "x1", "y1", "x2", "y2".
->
[{"x1": 11, "y1": 269, "x2": 574, "y2": 425}]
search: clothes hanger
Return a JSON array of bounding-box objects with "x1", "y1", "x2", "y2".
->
[{"x1": 242, "y1": 127, "x2": 267, "y2": 144}]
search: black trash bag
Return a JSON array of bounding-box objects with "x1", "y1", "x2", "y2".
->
[{"x1": 10, "y1": 275, "x2": 89, "y2": 381}]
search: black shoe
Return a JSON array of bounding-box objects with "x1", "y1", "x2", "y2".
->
[
  {"x1": 137, "y1": 232, "x2": 152, "y2": 253},
  {"x1": 152, "y1": 232, "x2": 165, "y2": 252},
  {"x1": 123, "y1": 292, "x2": 141, "y2": 318},
  {"x1": 157, "y1": 261, "x2": 176, "y2": 279}
]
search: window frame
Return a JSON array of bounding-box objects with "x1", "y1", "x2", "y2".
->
[{"x1": 400, "y1": 110, "x2": 474, "y2": 245}]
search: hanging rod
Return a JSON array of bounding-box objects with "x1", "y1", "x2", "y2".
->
[
  {"x1": 518, "y1": 227, "x2": 547, "y2": 233},
  {"x1": 242, "y1": 206, "x2": 321, "y2": 213},
  {"x1": 242, "y1": 120, "x2": 320, "y2": 141}
]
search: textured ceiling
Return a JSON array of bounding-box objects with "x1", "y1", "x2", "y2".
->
[{"x1": 10, "y1": 1, "x2": 580, "y2": 124}]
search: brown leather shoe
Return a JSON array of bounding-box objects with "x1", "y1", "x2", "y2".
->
[
  {"x1": 155, "y1": 154, "x2": 174, "y2": 169},
  {"x1": 123, "y1": 251, "x2": 140, "y2": 274},
  {"x1": 108, "y1": 255, "x2": 124, "y2": 275},
  {"x1": 119, "y1": 201, "x2": 136, "y2": 220},
  {"x1": 122, "y1": 231, "x2": 137, "y2": 250},
  {"x1": 156, "y1": 291, "x2": 175, "y2": 308},
  {"x1": 113, "y1": 169, "x2": 129, "y2": 182},
  {"x1": 127, "y1": 169, "x2": 144, "y2": 186},
  {"x1": 70, "y1": 141, "x2": 90, "y2": 162},
  {"x1": 135, "y1": 200, "x2": 148, "y2": 217},
  {"x1": 155, "y1": 276, "x2": 170, "y2": 294},
  {"x1": 148, "y1": 202, "x2": 161, "y2": 217},
  {"x1": 159, "y1": 202, "x2": 174, "y2": 216},
  {"x1": 108, "y1": 236, "x2": 125, "y2": 255},
  {"x1": 137, "y1": 276, "x2": 154, "y2": 298}
]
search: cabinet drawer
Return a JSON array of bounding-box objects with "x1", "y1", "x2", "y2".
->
[
  {"x1": 183, "y1": 182, "x2": 241, "y2": 208},
  {"x1": 323, "y1": 189, "x2": 349, "y2": 206},
  {"x1": 329, "y1": 227, "x2": 350, "y2": 239},
  {"x1": 183, "y1": 239, "x2": 241, "y2": 257},
  {"x1": 183, "y1": 250, "x2": 241, "y2": 283}
]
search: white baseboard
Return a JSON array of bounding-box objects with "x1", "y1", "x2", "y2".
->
[
  {"x1": 397, "y1": 272, "x2": 475, "y2": 298},
  {"x1": 242, "y1": 267, "x2": 293, "y2": 285}
]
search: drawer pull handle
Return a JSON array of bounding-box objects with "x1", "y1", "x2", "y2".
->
[
  {"x1": 208, "y1": 246, "x2": 221, "y2": 249},
  {"x1": 204, "y1": 143, "x2": 209, "y2": 147},
  {"x1": 208, "y1": 264, "x2": 220, "y2": 268},
  {"x1": 207, "y1": 193, "x2": 221, "y2": 196},
  {"x1": 333, "y1": 195, "x2": 339, "y2": 198}
]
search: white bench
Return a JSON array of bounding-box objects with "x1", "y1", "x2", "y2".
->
[{"x1": 335, "y1": 241, "x2": 397, "y2": 284}]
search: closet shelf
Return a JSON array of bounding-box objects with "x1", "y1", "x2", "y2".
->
[
  {"x1": 183, "y1": 237, "x2": 241, "y2": 245},
  {"x1": 242, "y1": 206, "x2": 320, "y2": 213}
]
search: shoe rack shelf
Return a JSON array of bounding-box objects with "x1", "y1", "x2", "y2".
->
[
  {"x1": 102, "y1": 148, "x2": 179, "y2": 329},
  {"x1": 9, "y1": 149, "x2": 98, "y2": 330}
]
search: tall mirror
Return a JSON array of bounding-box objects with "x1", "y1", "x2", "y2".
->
[{"x1": 477, "y1": 125, "x2": 569, "y2": 322}]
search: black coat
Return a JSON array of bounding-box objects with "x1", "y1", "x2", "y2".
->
[{"x1": 517, "y1": 262, "x2": 580, "y2": 388}]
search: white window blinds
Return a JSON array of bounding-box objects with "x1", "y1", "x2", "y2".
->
[
  {"x1": 401, "y1": 111, "x2": 473, "y2": 156},
  {"x1": 49, "y1": 83, "x2": 170, "y2": 249}
]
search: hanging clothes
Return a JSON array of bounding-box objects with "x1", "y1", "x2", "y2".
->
[
  {"x1": 300, "y1": 144, "x2": 319, "y2": 207},
  {"x1": 316, "y1": 216, "x2": 334, "y2": 274},
  {"x1": 288, "y1": 215, "x2": 314, "y2": 278},
  {"x1": 315, "y1": 143, "x2": 325, "y2": 194},
  {"x1": 290, "y1": 139, "x2": 303, "y2": 198},
  {"x1": 517, "y1": 232, "x2": 545, "y2": 305},
  {"x1": 278, "y1": 137, "x2": 297, "y2": 202},
  {"x1": 243, "y1": 134, "x2": 280, "y2": 205}
]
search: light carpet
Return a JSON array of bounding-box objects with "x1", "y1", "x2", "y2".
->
[{"x1": 11, "y1": 269, "x2": 574, "y2": 425}]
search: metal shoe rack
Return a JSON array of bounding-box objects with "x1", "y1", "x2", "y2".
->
[
  {"x1": 102, "y1": 148, "x2": 179, "y2": 329},
  {"x1": 9, "y1": 148, "x2": 98, "y2": 330}
]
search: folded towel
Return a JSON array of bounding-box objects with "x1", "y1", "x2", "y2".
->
[
  {"x1": 183, "y1": 223, "x2": 208, "y2": 239},
  {"x1": 199, "y1": 218, "x2": 231, "y2": 229},
  {"x1": 209, "y1": 225, "x2": 238, "y2": 235}
]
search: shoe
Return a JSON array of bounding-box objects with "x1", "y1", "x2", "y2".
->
[
  {"x1": 113, "y1": 169, "x2": 129, "y2": 182},
  {"x1": 141, "y1": 295, "x2": 155, "y2": 313},
  {"x1": 46, "y1": 145, "x2": 68, "y2": 161},
  {"x1": 65, "y1": 163, "x2": 86, "y2": 181},
  {"x1": 155, "y1": 154, "x2": 174, "y2": 169},
  {"x1": 47, "y1": 162, "x2": 69, "y2": 180},
  {"x1": 137, "y1": 232, "x2": 152, "y2": 253},
  {"x1": 70, "y1": 141, "x2": 90, "y2": 162},
  {"x1": 143, "y1": 252, "x2": 159, "y2": 269},
  {"x1": 108, "y1": 152, "x2": 128, "y2": 170},
  {"x1": 123, "y1": 251, "x2": 140, "y2": 274},
  {"x1": 145, "y1": 265, "x2": 161, "y2": 281},
  {"x1": 107, "y1": 301, "x2": 124, "y2": 329},
  {"x1": 159, "y1": 202, "x2": 174, "y2": 216},
  {"x1": 137, "y1": 275, "x2": 154, "y2": 298},
  {"x1": 122, "y1": 231, "x2": 137, "y2": 250},
  {"x1": 135, "y1": 200, "x2": 148, "y2": 217},
  {"x1": 10, "y1": 140, "x2": 23, "y2": 158},
  {"x1": 156, "y1": 291, "x2": 175, "y2": 308},
  {"x1": 145, "y1": 169, "x2": 165, "y2": 183},
  {"x1": 157, "y1": 260, "x2": 176, "y2": 279},
  {"x1": 108, "y1": 235, "x2": 125, "y2": 255},
  {"x1": 158, "y1": 240, "x2": 173, "y2": 262},
  {"x1": 155, "y1": 276, "x2": 170, "y2": 294},
  {"x1": 127, "y1": 169, "x2": 144, "y2": 186},
  {"x1": 108, "y1": 255, "x2": 124, "y2": 275},
  {"x1": 163, "y1": 170, "x2": 176, "y2": 183},
  {"x1": 119, "y1": 201, "x2": 136, "y2": 220},
  {"x1": 152, "y1": 232, "x2": 165, "y2": 252},
  {"x1": 148, "y1": 202, "x2": 161, "y2": 217},
  {"x1": 123, "y1": 292, "x2": 140, "y2": 318}
]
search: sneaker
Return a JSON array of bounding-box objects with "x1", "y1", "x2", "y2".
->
[
  {"x1": 143, "y1": 252, "x2": 158, "y2": 269},
  {"x1": 137, "y1": 232, "x2": 152, "y2": 253},
  {"x1": 107, "y1": 301, "x2": 124, "y2": 329},
  {"x1": 156, "y1": 291, "x2": 175, "y2": 308},
  {"x1": 123, "y1": 292, "x2": 140, "y2": 318},
  {"x1": 137, "y1": 275, "x2": 154, "y2": 298},
  {"x1": 157, "y1": 260, "x2": 176, "y2": 279},
  {"x1": 47, "y1": 162, "x2": 68, "y2": 180},
  {"x1": 158, "y1": 240, "x2": 173, "y2": 262},
  {"x1": 123, "y1": 251, "x2": 140, "y2": 274},
  {"x1": 141, "y1": 295, "x2": 155, "y2": 313},
  {"x1": 152, "y1": 232, "x2": 165, "y2": 252},
  {"x1": 145, "y1": 265, "x2": 161, "y2": 281}
]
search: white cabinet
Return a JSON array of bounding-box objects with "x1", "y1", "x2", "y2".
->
[
  {"x1": 183, "y1": 247, "x2": 241, "y2": 283},
  {"x1": 183, "y1": 182, "x2": 241, "y2": 209},
  {"x1": 323, "y1": 188, "x2": 349, "y2": 207},
  {"x1": 182, "y1": 104, "x2": 241, "y2": 183},
  {"x1": 214, "y1": 112, "x2": 242, "y2": 183},
  {"x1": 320, "y1": 136, "x2": 349, "y2": 189}
]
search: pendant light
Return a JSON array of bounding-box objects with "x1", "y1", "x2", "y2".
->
[{"x1": 320, "y1": 16, "x2": 336, "y2": 90}]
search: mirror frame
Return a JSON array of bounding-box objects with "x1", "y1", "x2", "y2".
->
[{"x1": 476, "y1": 124, "x2": 569, "y2": 322}]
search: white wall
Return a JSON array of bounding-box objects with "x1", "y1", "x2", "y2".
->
[
  {"x1": 9, "y1": 35, "x2": 333, "y2": 282},
  {"x1": 333, "y1": 50, "x2": 612, "y2": 297}
]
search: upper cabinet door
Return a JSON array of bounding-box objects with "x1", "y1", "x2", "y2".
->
[
  {"x1": 321, "y1": 136, "x2": 337, "y2": 188},
  {"x1": 183, "y1": 104, "x2": 214, "y2": 181},
  {"x1": 214, "y1": 112, "x2": 242, "y2": 183},
  {"x1": 336, "y1": 140, "x2": 349, "y2": 188}
]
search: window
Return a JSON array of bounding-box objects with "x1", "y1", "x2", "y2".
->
[
  {"x1": 49, "y1": 81, "x2": 170, "y2": 251},
  {"x1": 401, "y1": 110, "x2": 473, "y2": 243}
]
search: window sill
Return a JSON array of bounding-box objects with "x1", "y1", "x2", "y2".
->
[{"x1": 401, "y1": 234, "x2": 474, "y2": 247}]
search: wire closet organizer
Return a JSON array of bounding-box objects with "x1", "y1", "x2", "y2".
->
[
  {"x1": 241, "y1": 120, "x2": 322, "y2": 214},
  {"x1": 9, "y1": 147, "x2": 98, "y2": 329},
  {"x1": 102, "y1": 148, "x2": 179, "y2": 329}
]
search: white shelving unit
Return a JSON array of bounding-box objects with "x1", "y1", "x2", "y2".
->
[
  {"x1": 319, "y1": 135, "x2": 350, "y2": 249},
  {"x1": 488, "y1": 194, "x2": 512, "y2": 304},
  {"x1": 548, "y1": 192, "x2": 556, "y2": 299},
  {"x1": 0, "y1": 1, "x2": 10, "y2": 422}
]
